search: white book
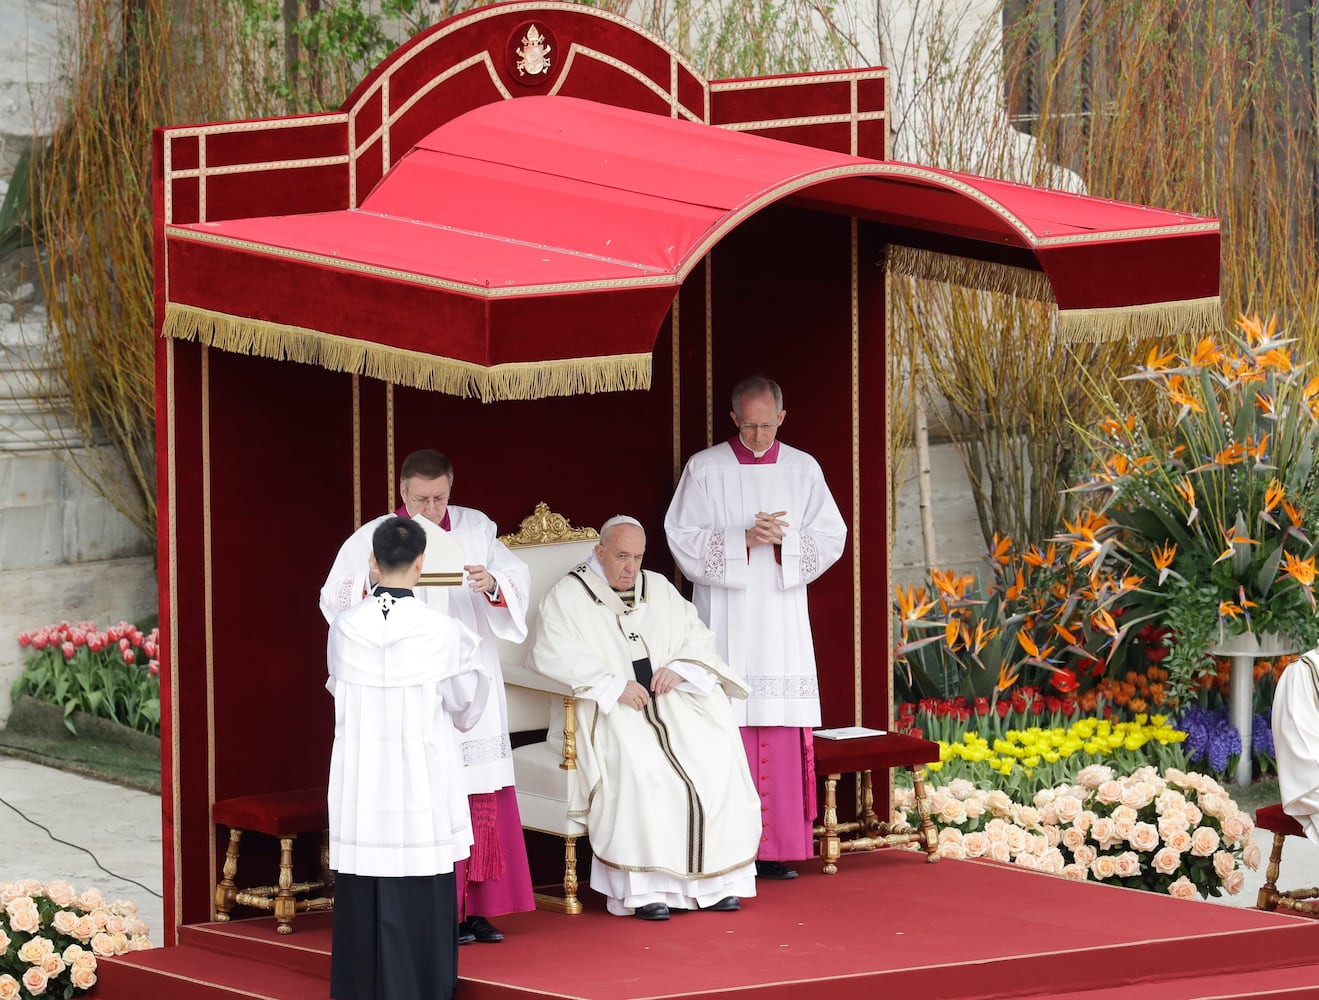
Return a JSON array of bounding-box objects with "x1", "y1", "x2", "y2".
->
[{"x1": 813, "y1": 726, "x2": 887, "y2": 740}]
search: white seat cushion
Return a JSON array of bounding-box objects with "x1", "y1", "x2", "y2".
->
[{"x1": 512, "y1": 742, "x2": 585, "y2": 836}]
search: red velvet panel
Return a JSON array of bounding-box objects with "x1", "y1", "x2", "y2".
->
[
  {"x1": 165, "y1": 237, "x2": 677, "y2": 367},
  {"x1": 169, "y1": 134, "x2": 200, "y2": 172},
  {"x1": 856, "y1": 219, "x2": 890, "y2": 732},
  {"x1": 200, "y1": 164, "x2": 350, "y2": 223},
  {"x1": 697, "y1": 205, "x2": 865, "y2": 730},
  {"x1": 205, "y1": 119, "x2": 347, "y2": 169},
  {"x1": 711, "y1": 77, "x2": 857, "y2": 125},
  {"x1": 741, "y1": 122, "x2": 854, "y2": 154},
  {"x1": 857, "y1": 119, "x2": 886, "y2": 160},
  {"x1": 552, "y1": 64, "x2": 679, "y2": 116},
  {"x1": 1040, "y1": 230, "x2": 1221, "y2": 311}
]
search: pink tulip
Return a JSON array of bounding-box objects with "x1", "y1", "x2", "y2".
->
[
  {"x1": 18, "y1": 632, "x2": 30, "y2": 646},
  {"x1": 148, "y1": 660, "x2": 160, "y2": 677},
  {"x1": 71, "y1": 630, "x2": 87, "y2": 647},
  {"x1": 31, "y1": 633, "x2": 48, "y2": 650},
  {"x1": 122, "y1": 649, "x2": 135, "y2": 665},
  {"x1": 61, "y1": 642, "x2": 76, "y2": 660},
  {"x1": 118, "y1": 637, "x2": 131, "y2": 652}
]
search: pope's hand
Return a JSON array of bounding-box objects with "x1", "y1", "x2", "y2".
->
[
  {"x1": 650, "y1": 667, "x2": 682, "y2": 695},
  {"x1": 622, "y1": 680, "x2": 650, "y2": 711}
]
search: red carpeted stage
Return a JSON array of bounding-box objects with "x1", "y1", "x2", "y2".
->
[{"x1": 99, "y1": 849, "x2": 1319, "y2": 999}]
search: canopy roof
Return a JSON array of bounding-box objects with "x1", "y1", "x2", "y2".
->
[{"x1": 162, "y1": 94, "x2": 1220, "y2": 401}]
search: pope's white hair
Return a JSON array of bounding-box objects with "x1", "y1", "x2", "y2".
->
[{"x1": 599, "y1": 515, "x2": 645, "y2": 544}]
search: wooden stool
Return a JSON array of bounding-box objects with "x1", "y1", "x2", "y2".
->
[
  {"x1": 213, "y1": 787, "x2": 335, "y2": 934},
  {"x1": 1255, "y1": 803, "x2": 1319, "y2": 917},
  {"x1": 812, "y1": 732, "x2": 941, "y2": 874}
]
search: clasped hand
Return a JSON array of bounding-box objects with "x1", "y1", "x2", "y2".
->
[
  {"x1": 622, "y1": 668, "x2": 682, "y2": 710},
  {"x1": 745, "y1": 510, "x2": 788, "y2": 548}
]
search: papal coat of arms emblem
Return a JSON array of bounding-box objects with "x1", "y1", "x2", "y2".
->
[{"x1": 516, "y1": 24, "x2": 551, "y2": 77}]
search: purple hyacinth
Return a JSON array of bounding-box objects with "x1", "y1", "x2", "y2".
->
[
  {"x1": 1177, "y1": 705, "x2": 1210, "y2": 764},
  {"x1": 1254, "y1": 711, "x2": 1275, "y2": 760},
  {"x1": 1206, "y1": 718, "x2": 1241, "y2": 775},
  {"x1": 1175, "y1": 705, "x2": 1242, "y2": 778}
]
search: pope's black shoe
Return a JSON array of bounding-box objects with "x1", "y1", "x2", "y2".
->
[
  {"x1": 755, "y1": 860, "x2": 799, "y2": 880},
  {"x1": 457, "y1": 925, "x2": 477, "y2": 945},
  {"x1": 459, "y1": 916, "x2": 504, "y2": 943},
  {"x1": 633, "y1": 902, "x2": 670, "y2": 921},
  {"x1": 706, "y1": 896, "x2": 741, "y2": 912}
]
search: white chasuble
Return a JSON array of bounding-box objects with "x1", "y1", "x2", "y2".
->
[
  {"x1": 319, "y1": 505, "x2": 531, "y2": 795},
  {"x1": 528, "y1": 565, "x2": 761, "y2": 902},
  {"x1": 327, "y1": 594, "x2": 490, "y2": 877},
  {"x1": 663, "y1": 441, "x2": 847, "y2": 727},
  {"x1": 1274, "y1": 652, "x2": 1319, "y2": 848}
]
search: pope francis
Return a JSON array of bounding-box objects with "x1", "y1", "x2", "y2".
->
[{"x1": 527, "y1": 515, "x2": 761, "y2": 919}]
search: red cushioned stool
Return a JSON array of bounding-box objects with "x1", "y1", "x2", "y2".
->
[
  {"x1": 1255, "y1": 803, "x2": 1319, "y2": 917},
  {"x1": 212, "y1": 787, "x2": 334, "y2": 934},
  {"x1": 812, "y1": 732, "x2": 941, "y2": 874}
]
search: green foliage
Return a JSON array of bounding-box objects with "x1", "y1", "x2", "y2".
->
[
  {"x1": 0, "y1": 146, "x2": 37, "y2": 253},
  {"x1": 12, "y1": 622, "x2": 161, "y2": 737},
  {"x1": 233, "y1": 0, "x2": 438, "y2": 111}
]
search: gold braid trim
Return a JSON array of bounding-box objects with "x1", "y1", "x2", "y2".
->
[
  {"x1": 1056, "y1": 297, "x2": 1224, "y2": 344},
  {"x1": 884, "y1": 245, "x2": 1055, "y2": 302},
  {"x1": 162, "y1": 303, "x2": 652, "y2": 401}
]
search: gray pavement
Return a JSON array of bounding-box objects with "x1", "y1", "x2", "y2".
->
[
  {"x1": 0, "y1": 756, "x2": 164, "y2": 942},
  {"x1": 1, "y1": 754, "x2": 1318, "y2": 948}
]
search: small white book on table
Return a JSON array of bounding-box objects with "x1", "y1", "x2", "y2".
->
[{"x1": 813, "y1": 726, "x2": 887, "y2": 740}]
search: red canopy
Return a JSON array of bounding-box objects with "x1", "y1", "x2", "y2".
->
[{"x1": 162, "y1": 94, "x2": 1219, "y2": 400}]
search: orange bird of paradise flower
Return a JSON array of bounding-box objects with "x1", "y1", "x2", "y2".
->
[
  {"x1": 997, "y1": 662, "x2": 1021, "y2": 692},
  {"x1": 1214, "y1": 525, "x2": 1258, "y2": 564},
  {"x1": 1190, "y1": 337, "x2": 1224, "y2": 367},
  {"x1": 1152, "y1": 541, "x2": 1177, "y2": 585},
  {"x1": 1282, "y1": 552, "x2": 1318, "y2": 606}
]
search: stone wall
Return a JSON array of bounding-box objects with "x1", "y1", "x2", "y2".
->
[{"x1": 1, "y1": 1, "x2": 155, "y2": 727}]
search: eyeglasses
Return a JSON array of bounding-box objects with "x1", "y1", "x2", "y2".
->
[
  {"x1": 407, "y1": 495, "x2": 448, "y2": 509},
  {"x1": 738, "y1": 423, "x2": 778, "y2": 433}
]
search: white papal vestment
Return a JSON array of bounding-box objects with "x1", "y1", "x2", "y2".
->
[
  {"x1": 1274, "y1": 651, "x2": 1319, "y2": 848},
  {"x1": 320, "y1": 505, "x2": 530, "y2": 795},
  {"x1": 528, "y1": 561, "x2": 761, "y2": 914},
  {"x1": 327, "y1": 591, "x2": 489, "y2": 877}
]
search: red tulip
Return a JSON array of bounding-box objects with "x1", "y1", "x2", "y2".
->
[
  {"x1": 61, "y1": 642, "x2": 75, "y2": 660},
  {"x1": 975, "y1": 697, "x2": 990, "y2": 715},
  {"x1": 1051, "y1": 669, "x2": 1079, "y2": 694}
]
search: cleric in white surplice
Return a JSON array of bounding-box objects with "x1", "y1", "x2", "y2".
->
[
  {"x1": 664, "y1": 376, "x2": 846, "y2": 878},
  {"x1": 327, "y1": 516, "x2": 490, "y2": 999},
  {"x1": 527, "y1": 516, "x2": 761, "y2": 920},
  {"x1": 319, "y1": 449, "x2": 533, "y2": 944},
  {"x1": 1273, "y1": 650, "x2": 1319, "y2": 847}
]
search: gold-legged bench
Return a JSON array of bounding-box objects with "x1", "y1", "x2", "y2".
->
[
  {"x1": 212, "y1": 787, "x2": 335, "y2": 934},
  {"x1": 813, "y1": 732, "x2": 940, "y2": 873},
  {"x1": 1256, "y1": 803, "x2": 1319, "y2": 916}
]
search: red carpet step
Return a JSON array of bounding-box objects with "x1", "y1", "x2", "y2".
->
[{"x1": 98, "y1": 849, "x2": 1319, "y2": 999}]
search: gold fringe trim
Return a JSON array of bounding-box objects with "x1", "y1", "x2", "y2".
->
[
  {"x1": 162, "y1": 303, "x2": 652, "y2": 402},
  {"x1": 1056, "y1": 297, "x2": 1224, "y2": 344},
  {"x1": 884, "y1": 245, "x2": 1056, "y2": 302}
]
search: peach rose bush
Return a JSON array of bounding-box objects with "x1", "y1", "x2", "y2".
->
[
  {"x1": 0, "y1": 880, "x2": 152, "y2": 997},
  {"x1": 893, "y1": 765, "x2": 1259, "y2": 900}
]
